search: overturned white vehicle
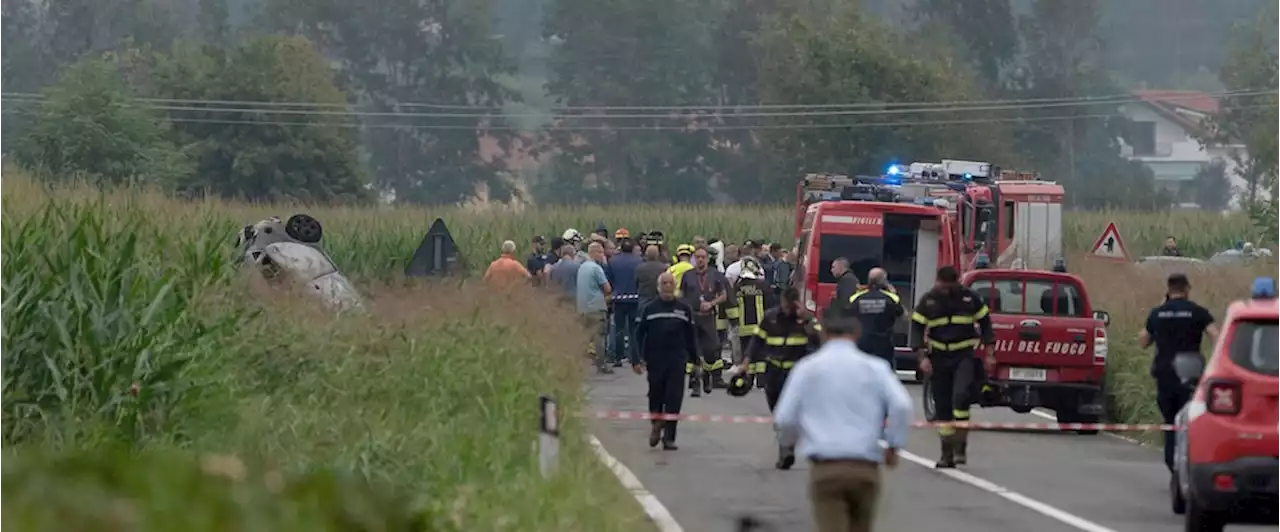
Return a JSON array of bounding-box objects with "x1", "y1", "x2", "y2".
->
[{"x1": 234, "y1": 214, "x2": 364, "y2": 311}]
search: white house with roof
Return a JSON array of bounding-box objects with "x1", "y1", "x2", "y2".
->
[{"x1": 1116, "y1": 90, "x2": 1249, "y2": 209}]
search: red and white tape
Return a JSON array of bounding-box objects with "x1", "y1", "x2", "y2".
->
[{"x1": 589, "y1": 410, "x2": 1178, "y2": 432}]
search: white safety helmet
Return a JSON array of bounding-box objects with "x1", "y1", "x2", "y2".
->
[{"x1": 562, "y1": 228, "x2": 582, "y2": 243}]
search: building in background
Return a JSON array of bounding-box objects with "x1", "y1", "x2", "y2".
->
[{"x1": 1117, "y1": 90, "x2": 1249, "y2": 210}]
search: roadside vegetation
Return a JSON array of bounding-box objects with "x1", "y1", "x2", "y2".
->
[{"x1": 1, "y1": 172, "x2": 650, "y2": 532}]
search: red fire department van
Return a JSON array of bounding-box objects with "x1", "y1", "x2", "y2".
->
[
  {"x1": 952, "y1": 267, "x2": 1113, "y2": 433},
  {"x1": 792, "y1": 173, "x2": 960, "y2": 373}
]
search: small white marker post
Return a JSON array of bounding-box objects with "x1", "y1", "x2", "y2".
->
[{"x1": 539, "y1": 395, "x2": 560, "y2": 479}]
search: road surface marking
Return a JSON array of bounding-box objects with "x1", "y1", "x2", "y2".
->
[
  {"x1": 896, "y1": 448, "x2": 1120, "y2": 532},
  {"x1": 589, "y1": 435, "x2": 685, "y2": 532},
  {"x1": 1029, "y1": 408, "x2": 1149, "y2": 446}
]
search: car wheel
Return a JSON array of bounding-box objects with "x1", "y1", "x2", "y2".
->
[
  {"x1": 1170, "y1": 474, "x2": 1186, "y2": 515},
  {"x1": 922, "y1": 378, "x2": 937, "y2": 421},
  {"x1": 1184, "y1": 498, "x2": 1225, "y2": 532}
]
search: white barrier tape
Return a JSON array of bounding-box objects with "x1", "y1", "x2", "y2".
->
[{"x1": 589, "y1": 410, "x2": 1179, "y2": 432}]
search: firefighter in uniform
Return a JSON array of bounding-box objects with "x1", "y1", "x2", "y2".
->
[
  {"x1": 846, "y1": 267, "x2": 903, "y2": 369},
  {"x1": 909, "y1": 266, "x2": 995, "y2": 469},
  {"x1": 735, "y1": 257, "x2": 776, "y2": 388},
  {"x1": 668, "y1": 244, "x2": 695, "y2": 290},
  {"x1": 744, "y1": 287, "x2": 821, "y2": 469}
]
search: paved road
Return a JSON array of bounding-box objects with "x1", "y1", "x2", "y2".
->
[{"x1": 586, "y1": 370, "x2": 1277, "y2": 532}]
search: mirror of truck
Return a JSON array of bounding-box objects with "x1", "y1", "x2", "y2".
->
[{"x1": 1092, "y1": 310, "x2": 1110, "y2": 326}]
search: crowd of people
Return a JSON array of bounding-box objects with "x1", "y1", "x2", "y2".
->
[{"x1": 484, "y1": 224, "x2": 795, "y2": 375}]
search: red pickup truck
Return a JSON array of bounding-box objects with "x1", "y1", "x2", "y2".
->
[{"x1": 921, "y1": 269, "x2": 1112, "y2": 434}]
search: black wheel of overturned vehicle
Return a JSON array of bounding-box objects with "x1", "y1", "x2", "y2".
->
[
  {"x1": 922, "y1": 378, "x2": 937, "y2": 421},
  {"x1": 286, "y1": 214, "x2": 324, "y2": 243}
]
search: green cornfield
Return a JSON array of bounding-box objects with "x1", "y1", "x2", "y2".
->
[{"x1": 2, "y1": 172, "x2": 1274, "y2": 526}]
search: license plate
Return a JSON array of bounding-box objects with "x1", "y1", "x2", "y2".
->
[{"x1": 1009, "y1": 368, "x2": 1047, "y2": 382}]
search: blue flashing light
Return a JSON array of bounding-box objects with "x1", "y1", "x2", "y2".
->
[
  {"x1": 886, "y1": 164, "x2": 902, "y2": 176},
  {"x1": 963, "y1": 172, "x2": 973, "y2": 181},
  {"x1": 1251, "y1": 277, "x2": 1276, "y2": 299}
]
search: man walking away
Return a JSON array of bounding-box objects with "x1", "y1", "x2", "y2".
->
[
  {"x1": 578, "y1": 242, "x2": 614, "y2": 373},
  {"x1": 636, "y1": 245, "x2": 668, "y2": 305},
  {"x1": 526, "y1": 236, "x2": 551, "y2": 285},
  {"x1": 631, "y1": 272, "x2": 700, "y2": 451},
  {"x1": 773, "y1": 303, "x2": 912, "y2": 532},
  {"x1": 829, "y1": 257, "x2": 861, "y2": 313},
  {"x1": 910, "y1": 266, "x2": 994, "y2": 468},
  {"x1": 744, "y1": 288, "x2": 822, "y2": 469},
  {"x1": 1139, "y1": 273, "x2": 1217, "y2": 478},
  {"x1": 847, "y1": 267, "x2": 903, "y2": 369},
  {"x1": 549, "y1": 245, "x2": 581, "y2": 304},
  {"x1": 680, "y1": 247, "x2": 731, "y2": 395},
  {"x1": 608, "y1": 238, "x2": 644, "y2": 366},
  {"x1": 484, "y1": 240, "x2": 532, "y2": 287}
]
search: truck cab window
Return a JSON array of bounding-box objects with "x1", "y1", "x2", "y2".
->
[
  {"x1": 966, "y1": 278, "x2": 1085, "y2": 317},
  {"x1": 1003, "y1": 201, "x2": 1015, "y2": 239},
  {"x1": 974, "y1": 206, "x2": 994, "y2": 251}
]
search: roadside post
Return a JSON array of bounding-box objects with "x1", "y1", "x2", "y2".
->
[{"x1": 539, "y1": 394, "x2": 559, "y2": 479}]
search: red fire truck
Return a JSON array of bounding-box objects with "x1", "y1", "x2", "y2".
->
[
  {"x1": 905, "y1": 160, "x2": 1067, "y2": 272},
  {"x1": 792, "y1": 173, "x2": 961, "y2": 373}
]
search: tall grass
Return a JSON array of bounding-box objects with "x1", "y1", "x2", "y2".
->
[{"x1": 1, "y1": 174, "x2": 649, "y2": 531}]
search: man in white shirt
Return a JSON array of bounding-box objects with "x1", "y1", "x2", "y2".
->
[{"x1": 772, "y1": 305, "x2": 912, "y2": 532}]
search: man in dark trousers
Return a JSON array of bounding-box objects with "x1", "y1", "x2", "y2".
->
[
  {"x1": 829, "y1": 257, "x2": 862, "y2": 312},
  {"x1": 910, "y1": 266, "x2": 994, "y2": 469},
  {"x1": 631, "y1": 272, "x2": 700, "y2": 451},
  {"x1": 846, "y1": 267, "x2": 903, "y2": 369},
  {"x1": 744, "y1": 287, "x2": 822, "y2": 469},
  {"x1": 608, "y1": 238, "x2": 644, "y2": 366},
  {"x1": 679, "y1": 247, "x2": 731, "y2": 395},
  {"x1": 1139, "y1": 273, "x2": 1217, "y2": 477}
]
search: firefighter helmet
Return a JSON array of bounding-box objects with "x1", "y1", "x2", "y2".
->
[
  {"x1": 614, "y1": 227, "x2": 630, "y2": 239},
  {"x1": 740, "y1": 256, "x2": 764, "y2": 280},
  {"x1": 562, "y1": 228, "x2": 583, "y2": 243},
  {"x1": 676, "y1": 244, "x2": 695, "y2": 257},
  {"x1": 726, "y1": 366, "x2": 753, "y2": 397}
]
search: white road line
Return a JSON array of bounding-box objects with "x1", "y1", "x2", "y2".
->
[
  {"x1": 1029, "y1": 408, "x2": 1148, "y2": 446},
  {"x1": 896, "y1": 448, "x2": 1121, "y2": 532},
  {"x1": 588, "y1": 435, "x2": 685, "y2": 532}
]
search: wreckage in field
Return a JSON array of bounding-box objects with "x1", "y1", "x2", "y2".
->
[
  {"x1": 235, "y1": 214, "x2": 462, "y2": 309},
  {"x1": 234, "y1": 214, "x2": 364, "y2": 311}
]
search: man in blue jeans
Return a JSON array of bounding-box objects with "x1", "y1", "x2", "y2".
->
[{"x1": 608, "y1": 238, "x2": 643, "y2": 366}]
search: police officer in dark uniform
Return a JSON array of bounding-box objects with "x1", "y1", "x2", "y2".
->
[
  {"x1": 744, "y1": 287, "x2": 822, "y2": 470},
  {"x1": 909, "y1": 266, "x2": 994, "y2": 469},
  {"x1": 847, "y1": 267, "x2": 903, "y2": 369},
  {"x1": 1138, "y1": 273, "x2": 1218, "y2": 475},
  {"x1": 631, "y1": 272, "x2": 701, "y2": 451}
]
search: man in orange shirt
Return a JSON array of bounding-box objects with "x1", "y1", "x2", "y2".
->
[{"x1": 484, "y1": 240, "x2": 532, "y2": 286}]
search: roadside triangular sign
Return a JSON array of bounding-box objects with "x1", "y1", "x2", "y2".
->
[{"x1": 1089, "y1": 222, "x2": 1129, "y2": 262}]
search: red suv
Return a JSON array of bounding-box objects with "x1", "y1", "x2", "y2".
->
[{"x1": 1171, "y1": 287, "x2": 1278, "y2": 532}]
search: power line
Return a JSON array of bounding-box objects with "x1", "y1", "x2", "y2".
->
[
  {"x1": 0, "y1": 108, "x2": 1213, "y2": 131},
  {"x1": 2, "y1": 88, "x2": 1274, "y2": 114}
]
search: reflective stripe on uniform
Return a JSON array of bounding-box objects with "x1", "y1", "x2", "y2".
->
[
  {"x1": 725, "y1": 307, "x2": 741, "y2": 319},
  {"x1": 953, "y1": 409, "x2": 970, "y2": 420},
  {"x1": 769, "y1": 359, "x2": 796, "y2": 369},
  {"x1": 685, "y1": 362, "x2": 694, "y2": 374},
  {"x1": 757, "y1": 329, "x2": 810, "y2": 346},
  {"x1": 747, "y1": 361, "x2": 768, "y2": 374},
  {"x1": 850, "y1": 289, "x2": 901, "y2": 304},
  {"x1": 911, "y1": 305, "x2": 989, "y2": 327},
  {"x1": 716, "y1": 317, "x2": 729, "y2": 330},
  {"x1": 645, "y1": 312, "x2": 690, "y2": 322},
  {"x1": 703, "y1": 359, "x2": 725, "y2": 371},
  {"x1": 738, "y1": 324, "x2": 759, "y2": 336},
  {"x1": 926, "y1": 338, "x2": 982, "y2": 351}
]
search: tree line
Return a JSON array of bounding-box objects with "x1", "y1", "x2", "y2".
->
[{"x1": 2, "y1": 0, "x2": 1275, "y2": 218}]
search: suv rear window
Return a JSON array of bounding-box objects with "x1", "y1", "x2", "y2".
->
[
  {"x1": 816, "y1": 234, "x2": 881, "y2": 283},
  {"x1": 1228, "y1": 320, "x2": 1278, "y2": 375},
  {"x1": 968, "y1": 278, "x2": 1086, "y2": 317}
]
